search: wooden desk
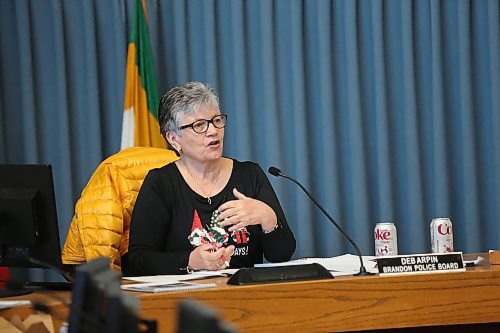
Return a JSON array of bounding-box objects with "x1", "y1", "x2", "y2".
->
[{"x1": 2, "y1": 254, "x2": 500, "y2": 332}]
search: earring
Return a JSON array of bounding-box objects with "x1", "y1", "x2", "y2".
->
[{"x1": 177, "y1": 146, "x2": 183, "y2": 154}]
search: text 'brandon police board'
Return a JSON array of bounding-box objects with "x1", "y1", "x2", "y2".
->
[{"x1": 382, "y1": 255, "x2": 461, "y2": 274}]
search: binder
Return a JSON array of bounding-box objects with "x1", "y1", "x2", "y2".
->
[{"x1": 121, "y1": 282, "x2": 216, "y2": 293}]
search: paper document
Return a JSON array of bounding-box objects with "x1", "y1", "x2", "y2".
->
[
  {"x1": 122, "y1": 281, "x2": 216, "y2": 293},
  {"x1": 122, "y1": 268, "x2": 238, "y2": 284},
  {"x1": 0, "y1": 300, "x2": 31, "y2": 310},
  {"x1": 463, "y1": 256, "x2": 484, "y2": 267},
  {"x1": 255, "y1": 254, "x2": 378, "y2": 276}
]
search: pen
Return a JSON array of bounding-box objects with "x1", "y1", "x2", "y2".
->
[
  {"x1": 220, "y1": 254, "x2": 230, "y2": 267},
  {"x1": 210, "y1": 244, "x2": 230, "y2": 268}
]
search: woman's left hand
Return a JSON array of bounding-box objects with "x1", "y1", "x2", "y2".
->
[{"x1": 217, "y1": 188, "x2": 277, "y2": 232}]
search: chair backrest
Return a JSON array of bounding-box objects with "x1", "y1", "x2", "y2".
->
[{"x1": 62, "y1": 147, "x2": 178, "y2": 272}]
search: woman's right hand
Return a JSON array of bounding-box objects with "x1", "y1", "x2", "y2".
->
[{"x1": 188, "y1": 244, "x2": 235, "y2": 271}]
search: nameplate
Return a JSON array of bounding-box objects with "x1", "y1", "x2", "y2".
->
[{"x1": 377, "y1": 252, "x2": 465, "y2": 275}]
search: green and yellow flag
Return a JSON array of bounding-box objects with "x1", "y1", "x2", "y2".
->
[{"x1": 121, "y1": 0, "x2": 165, "y2": 149}]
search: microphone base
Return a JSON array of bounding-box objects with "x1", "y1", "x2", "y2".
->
[
  {"x1": 353, "y1": 266, "x2": 376, "y2": 276},
  {"x1": 227, "y1": 263, "x2": 333, "y2": 285}
]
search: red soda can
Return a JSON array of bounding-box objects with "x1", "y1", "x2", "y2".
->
[
  {"x1": 430, "y1": 218, "x2": 454, "y2": 253},
  {"x1": 374, "y1": 222, "x2": 398, "y2": 257}
]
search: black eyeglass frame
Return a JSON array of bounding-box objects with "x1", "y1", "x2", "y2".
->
[{"x1": 178, "y1": 114, "x2": 228, "y2": 133}]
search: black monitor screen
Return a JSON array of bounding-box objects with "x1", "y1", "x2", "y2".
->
[
  {"x1": 178, "y1": 300, "x2": 236, "y2": 333},
  {"x1": 0, "y1": 188, "x2": 39, "y2": 247},
  {"x1": 69, "y1": 257, "x2": 141, "y2": 333},
  {"x1": 0, "y1": 164, "x2": 68, "y2": 296}
]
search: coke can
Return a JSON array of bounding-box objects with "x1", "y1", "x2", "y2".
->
[
  {"x1": 430, "y1": 218, "x2": 454, "y2": 253},
  {"x1": 374, "y1": 222, "x2": 398, "y2": 257}
]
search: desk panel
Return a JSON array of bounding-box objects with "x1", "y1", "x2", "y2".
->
[
  {"x1": 1, "y1": 255, "x2": 500, "y2": 332},
  {"x1": 136, "y1": 265, "x2": 500, "y2": 332}
]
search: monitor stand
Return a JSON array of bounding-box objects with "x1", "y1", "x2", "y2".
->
[
  {"x1": 0, "y1": 287, "x2": 32, "y2": 298},
  {"x1": 24, "y1": 280, "x2": 72, "y2": 291},
  {"x1": 0, "y1": 271, "x2": 72, "y2": 298}
]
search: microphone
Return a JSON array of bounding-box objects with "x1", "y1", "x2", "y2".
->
[{"x1": 268, "y1": 166, "x2": 374, "y2": 276}]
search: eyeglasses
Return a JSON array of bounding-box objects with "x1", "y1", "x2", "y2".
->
[{"x1": 178, "y1": 114, "x2": 228, "y2": 134}]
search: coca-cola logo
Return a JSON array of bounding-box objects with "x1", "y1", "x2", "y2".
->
[
  {"x1": 437, "y1": 224, "x2": 452, "y2": 235},
  {"x1": 374, "y1": 229, "x2": 391, "y2": 240}
]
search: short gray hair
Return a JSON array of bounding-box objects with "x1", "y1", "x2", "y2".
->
[{"x1": 158, "y1": 81, "x2": 220, "y2": 137}]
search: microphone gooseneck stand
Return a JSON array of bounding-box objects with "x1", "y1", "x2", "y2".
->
[{"x1": 268, "y1": 166, "x2": 374, "y2": 276}]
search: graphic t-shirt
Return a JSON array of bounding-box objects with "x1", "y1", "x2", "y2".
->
[{"x1": 128, "y1": 159, "x2": 296, "y2": 275}]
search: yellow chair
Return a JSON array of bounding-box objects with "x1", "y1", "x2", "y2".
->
[{"x1": 61, "y1": 147, "x2": 178, "y2": 273}]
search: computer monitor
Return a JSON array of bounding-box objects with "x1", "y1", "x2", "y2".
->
[
  {"x1": 177, "y1": 300, "x2": 236, "y2": 333},
  {"x1": 69, "y1": 257, "x2": 146, "y2": 333},
  {"x1": 0, "y1": 164, "x2": 70, "y2": 297}
]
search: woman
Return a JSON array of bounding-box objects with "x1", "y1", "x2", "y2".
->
[{"x1": 128, "y1": 82, "x2": 296, "y2": 275}]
